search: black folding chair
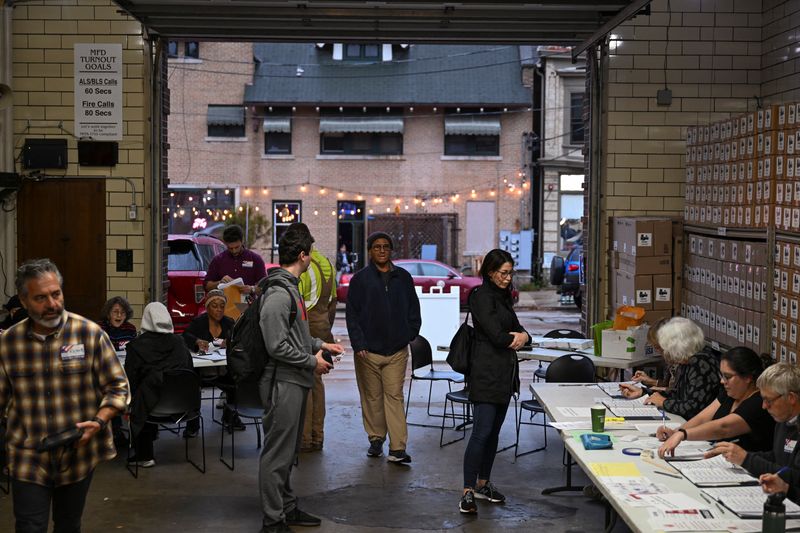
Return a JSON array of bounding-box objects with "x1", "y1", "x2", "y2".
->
[
  {"x1": 516, "y1": 353, "x2": 596, "y2": 459},
  {"x1": 127, "y1": 369, "x2": 206, "y2": 478},
  {"x1": 405, "y1": 335, "x2": 464, "y2": 428},
  {"x1": 533, "y1": 329, "x2": 586, "y2": 382},
  {"x1": 220, "y1": 380, "x2": 264, "y2": 471}
]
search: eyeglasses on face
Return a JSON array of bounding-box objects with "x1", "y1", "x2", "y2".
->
[
  {"x1": 495, "y1": 270, "x2": 514, "y2": 279},
  {"x1": 720, "y1": 372, "x2": 737, "y2": 382},
  {"x1": 762, "y1": 393, "x2": 784, "y2": 407}
]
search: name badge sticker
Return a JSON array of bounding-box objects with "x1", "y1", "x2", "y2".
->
[
  {"x1": 60, "y1": 344, "x2": 86, "y2": 361},
  {"x1": 242, "y1": 260, "x2": 254, "y2": 268},
  {"x1": 785, "y1": 439, "x2": 798, "y2": 453}
]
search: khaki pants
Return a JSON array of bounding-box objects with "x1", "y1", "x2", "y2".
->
[
  {"x1": 301, "y1": 373, "x2": 325, "y2": 447},
  {"x1": 354, "y1": 347, "x2": 409, "y2": 451}
]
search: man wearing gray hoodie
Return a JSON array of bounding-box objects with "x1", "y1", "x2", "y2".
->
[{"x1": 258, "y1": 227, "x2": 344, "y2": 533}]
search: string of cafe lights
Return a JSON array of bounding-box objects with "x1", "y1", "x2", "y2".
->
[{"x1": 166, "y1": 171, "x2": 530, "y2": 222}]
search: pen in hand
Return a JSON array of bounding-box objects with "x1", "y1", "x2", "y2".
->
[{"x1": 760, "y1": 465, "x2": 790, "y2": 484}]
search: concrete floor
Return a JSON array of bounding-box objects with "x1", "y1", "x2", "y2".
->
[{"x1": 0, "y1": 291, "x2": 633, "y2": 532}]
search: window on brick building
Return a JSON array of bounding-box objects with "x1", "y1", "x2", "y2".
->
[
  {"x1": 443, "y1": 110, "x2": 501, "y2": 156},
  {"x1": 273, "y1": 201, "x2": 302, "y2": 247},
  {"x1": 569, "y1": 92, "x2": 585, "y2": 145},
  {"x1": 318, "y1": 110, "x2": 403, "y2": 156},
  {"x1": 207, "y1": 105, "x2": 245, "y2": 138},
  {"x1": 167, "y1": 41, "x2": 179, "y2": 58},
  {"x1": 263, "y1": 111, "x2": 292, "y2": 154},
  {"x1": 185, "y1": 41, "x2": 200, "y2": 59},
  {"x1": 344, "y1": 44, "x2": 381, "y2": 61}
]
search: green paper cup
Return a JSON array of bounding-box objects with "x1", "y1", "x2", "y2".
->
[{"x1": 591, "y1": 405, "x2": 606, "y2": 433}]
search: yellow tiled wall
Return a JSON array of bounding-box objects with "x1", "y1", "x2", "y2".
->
[{"x1": 11, "y1": 0, "x2": 151, "y2": 323}]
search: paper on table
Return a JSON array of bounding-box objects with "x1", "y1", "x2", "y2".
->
[
  {"x1": 727, "y1": 519, "x2": 800, "y2": 532},
  {"x1": 703, "y1": 486, "x2": 800, "y2": 518},
  {"x1": 652, "y1": 518, "x2": 737, "y2": 532},
  {"x1": 672, "y1": 456, "x2": 757, "y2": 486},
  {"x1": 636, "y1": 493, "x2": 707, "y2": 511},
  {"x1": 555, "y1": 406, "x2": 593, "y2": 418},
  {"x1": 607, "y1": 406, "x2": 665, "y2": 419},
  {"x1": 549, "y1": 421, "x2": 593, "y2": 430},
  {"x1": 636, "y1": 422, "x2": 680, "y2": 434},
  {"x1": 590, "y1": 463, "x2": 641, "y2": 477}
]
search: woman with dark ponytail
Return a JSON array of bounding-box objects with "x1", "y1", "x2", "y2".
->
[
  {"x1": 657, "y1": 346, "x2": 775, "y2": 458},
  {"x1": 458, "y1": 249, "x2": 530, "y2": 514}
]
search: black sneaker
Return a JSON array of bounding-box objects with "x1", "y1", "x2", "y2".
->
[
  {"x1": 387, "y1": 450, "x2": 412, "y2": 464},
  {"x1": 261, "y1": 522, "x2": 293, "y2": 533},
  {"x1": 223, "y1": 410, "x2": 246, "y2": 432},
  {"x1": 284, "y1": 507, "x2": 321, "y2": 527},
  {"x1": 459, "y1": 490, "x2": 477, "y2": 514},
  {"x1": 474, "y1": 481, "x2": 505, "y2": 503},
  {"x1": 367, "y1": 439, "x2": 384, "y2": 457}
]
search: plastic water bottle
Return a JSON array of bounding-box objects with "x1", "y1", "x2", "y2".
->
[{"x1": 763, "y1": 493, "x2": 787, "y2": 533}]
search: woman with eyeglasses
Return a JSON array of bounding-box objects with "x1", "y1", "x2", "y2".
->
[
  {"x1": 459, "y1": 249, "x2": 529, "y2": 514},
  {"x1": 656, "y1": 346, "x2": 775, "y2": 458},
  {"x1": 99, "y1": 296, "x2": 137, "y2": 350},
  {"x1": 619, "y1": 317, "x2": 720, "y2": 420}
]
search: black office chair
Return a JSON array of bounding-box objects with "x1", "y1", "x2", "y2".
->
[
  {"x1": 405, "y1": 335, "x2": 465, "y2": 428},
  {"x1": 127, "y1": 369, "x2": 206, "y2": 478},
  {"x1": 533, "y1": 329, "x2": 586, "y2": 382},
  {"x1": 220, "y1": 380, "x2": 264, "y2": 471},
  {"x1": 516, "y1": 353, "x2": 596, "y2": 458}
]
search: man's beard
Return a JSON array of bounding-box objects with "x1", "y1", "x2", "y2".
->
[{"x1": 29, "y1": 304, "x2": 64, "y2": 328}]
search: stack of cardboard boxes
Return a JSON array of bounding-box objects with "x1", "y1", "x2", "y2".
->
[
  {"x1": 773, "y1": 240, "x2": 800, "y2": 363},
  {"x1": 681, "y1": 234, "x2": 769, "y2": 353},
  {"x1": 684, "y1": 104, "x2": 800, "y2": 230},
  {"x1": 610, "y1": 217, "x2": 680, "y2": 325}
]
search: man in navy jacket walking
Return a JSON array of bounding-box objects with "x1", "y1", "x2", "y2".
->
[{"x1": 346, "y1": 232, "x2": 421, "y2": 464}]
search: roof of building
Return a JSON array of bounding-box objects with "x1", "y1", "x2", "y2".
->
[{"x1": 244, "y1": 44, "x2": 532, "y2": 107}]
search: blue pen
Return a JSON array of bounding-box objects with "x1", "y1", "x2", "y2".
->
[{"x1": 776, "y1": 466, "x2": 790, "y2": 476}]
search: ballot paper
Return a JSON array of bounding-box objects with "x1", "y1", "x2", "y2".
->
[
  {"x1": 703, "y1": 486, "x2": 800, "y2": 518},
  {"x1": 636, "y1": 493, "x2": 708, "y2": 511},
  {"x1": 659, "y1": 441, "x2": 714, "y2": 461},
  {"x1": 218, "y1": 277, "x2": 245, "y2": 289},
  {"x1": 535, "y1": 338, "x2": 594, "y2": 351},
  {"x1": 555, "y1": 406, "x2": 593, "y2": 418},
  {"x1": 600, "y1": 396, "x2": 649, "y2": 407},
  {"x1": 606, "y1": 405, "x2": 665, "y2": 419},
  {"x1": 727, "y1": 519, "x2": 800, "y2": 532},
  {"x1": 671, "y1": 456, "x2": 758, "y2": 486},
  {"x1": 194, "y1": 352, "x2": 227, "y2": 362},
  {"x1": 595, "y1": 381, "x2": 641, "y2": 397},
  {"x1": 599, "y1": 476, "x2": 671, "y2": 507},
  {"x1": 646, "y1": 508, "x2": 730, "y2": 532}
]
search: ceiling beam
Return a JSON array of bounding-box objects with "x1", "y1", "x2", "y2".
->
[{"x1": 572, "y1": 0, "x2": 652, "y2": 60}]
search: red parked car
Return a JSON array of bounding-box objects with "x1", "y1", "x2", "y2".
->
[{"x1": 337, "y1": 259, "x2": 518, "y2": 307}]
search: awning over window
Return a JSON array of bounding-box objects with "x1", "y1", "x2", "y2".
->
[
  {"x1": 445, "y1": 115, "x2": 501, "y2": 136},
  {"x1": 319, "y1": 116, "x2": 404, "y2": 134},
  {"x1": 263, "y1": 116, "x2": 291, "y2": 133},
  {"x1": 207, "y1": 106, "x2": 244, "y2": 126}
]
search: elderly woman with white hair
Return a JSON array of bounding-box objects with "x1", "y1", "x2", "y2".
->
[
  {"x1": 620, "y1": 317, "x2": 720, "y2": 419},
  {"x1": 713, "y1": 363, "x2": 800, "y2": 504}
]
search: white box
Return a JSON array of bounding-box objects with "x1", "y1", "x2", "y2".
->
[{"x1": 601, "y1": 325, "x2": 651, "y2": 360}]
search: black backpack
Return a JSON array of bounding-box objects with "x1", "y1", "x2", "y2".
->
[{"x1": 226, "y1": 279, "x2": 297, "y2": 383}]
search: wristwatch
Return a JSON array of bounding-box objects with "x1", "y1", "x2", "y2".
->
[{"x1": 677, "y1": 428, "x2": 688, "y2": 440}]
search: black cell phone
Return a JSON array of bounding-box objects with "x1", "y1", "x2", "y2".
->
[
  {"x1": 322, "y1": 350, "x2": 334, "y2": 367},
  {"x1": 37, "y1": 427, "x2": 84, "y2": 452}
]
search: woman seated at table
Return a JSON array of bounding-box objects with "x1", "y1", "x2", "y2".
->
[
  {"x1": 656, "y1": 346, "x2": 774, "y2": 458},
  {"x1": 630, "y1": 318, "x2": 675, "y2": 392},
  {"x1": 619, "y1": 317, "x2": 720, "y2": 420},
  {"x1": 182, "y1": 289, "x2": 244, "y2": 432},
  {"x1": 125, "y1": 302, "x2": 194, "y2": 467},
  {"x1": 100, "y1": 296, "x2": 137, "y2": 350},
  {"x1": 182, "y1": 289, "x2": 234, "y2": 353}
]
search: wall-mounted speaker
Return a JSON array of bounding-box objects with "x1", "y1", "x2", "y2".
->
[
  {"x1": 22, "y1": 139, "x2": 68, "y2": 169},
  {"x1": 78, "y1": 141, "x2": 118, "y2": 167}
]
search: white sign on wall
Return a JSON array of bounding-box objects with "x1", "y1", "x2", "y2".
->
[{"x1": 74, "y1": 44, "x2": 122, "y2": 140}]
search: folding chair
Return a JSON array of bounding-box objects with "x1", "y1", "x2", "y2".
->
[
  {"x1": 533, "y1": 329, "x2": 586, "y2": 382},
  {"x1": 405, "y1": 335, "x2": 464, "y2": 428},
  {"x1": 127, "y1": 369, "x2": 206, "y2": 478},
  {"x1": 516, "y1": 353, "x2": 595, "y2": 459},
  {"x1": 220, "y1": 380, "x2": 264, "y2": 471}
]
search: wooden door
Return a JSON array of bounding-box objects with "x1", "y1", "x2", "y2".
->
[{"x1": 17, "y1": 179, "x2": 106, "y2": 320}]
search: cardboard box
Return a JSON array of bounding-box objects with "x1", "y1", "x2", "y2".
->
[
  {"x1": 601, "y1": 325, "x2": 651, "y2": 360},
  {"x1": 653, "y1": 274, "x2": 673, "y2": 310},
  {"x1": 616, "y1": 269, "x2": 653, "y2": 310},
  {"x1": 643, "y1": 309, "x2": 673, "y2": 325},
  {"x1": 616, "y1": 252, "x2": 672, "y2": 276},
  {"x1": 614, "y1": 217, "x2": 673, "y2": 257}
]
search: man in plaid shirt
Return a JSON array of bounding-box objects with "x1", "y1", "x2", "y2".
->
[{"x1": 0, "y1": 259, "x2": 129, "y2": 532}]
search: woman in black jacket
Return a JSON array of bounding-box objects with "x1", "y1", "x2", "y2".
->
[
  {"x1": 459, "y1": 249, "x2": 530, "y2": 514},
  {"x1": 182, "y1": 289, "x2": 234, "y2": 353},
  {"x1": 125, "y1": 302, "x2": 194, "y2": 467}
]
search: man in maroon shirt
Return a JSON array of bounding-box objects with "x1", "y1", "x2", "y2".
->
[{"x1": 204, "y1": 224, "x2": 267, "y2": 296}]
